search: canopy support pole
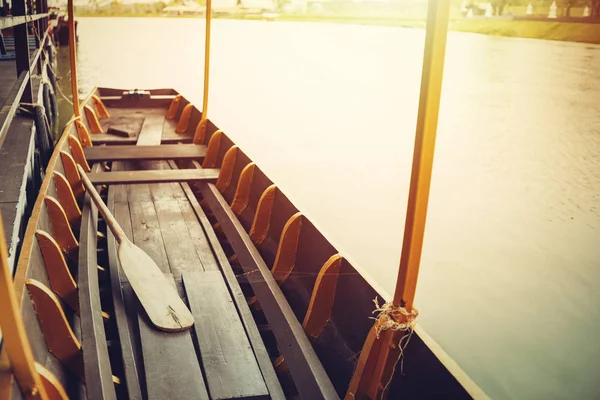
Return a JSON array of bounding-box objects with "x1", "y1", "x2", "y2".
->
[
  {"x1": 67, "y1": 0, "x2": 79, "y2": 117},
  {"x1": 194, "y1": 0, "x2": 212, "y2": 144},
  {"x1": 344, "y1": 1, "x2": 450, "y2": 398}
]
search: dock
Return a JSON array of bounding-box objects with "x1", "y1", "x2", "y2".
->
[{"x1": 0, "y1": 1, "x2": 56, "y2": 272}]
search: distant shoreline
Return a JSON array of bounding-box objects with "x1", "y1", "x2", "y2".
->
[{"x1": 73, "y1": 13, "x2": 600, "y2": 45}]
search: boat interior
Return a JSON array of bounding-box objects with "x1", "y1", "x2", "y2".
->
[{"x1": 0, "y1": 87, "x2": 481, "y2": 399}]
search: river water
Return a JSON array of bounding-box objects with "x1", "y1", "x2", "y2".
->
[{"x1": 56, "y1": 17, "x2": 600, "y2": 400}]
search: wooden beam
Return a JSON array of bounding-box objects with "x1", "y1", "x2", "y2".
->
[
  {"x1": 0, "y1": 14, "x2": 48, "y2": 29},
  {"x1": 105, "y1": 163, "x2": 143, "y2": 400},
  {"x1": 183, "y1": 271, "x2": 269, "y2": 400},
  {"x1": 78, "y1": 164, "x2": 117, "y2": 400},
  {"x1": 137, "y1": 275, "x2": 209, "y2": 400},
  {"x1": 345, "y1": 2, "x2": 450, "y2": 399},
  {"x1": 12, "y1": 0, "x2": 31, "y2": 103},
  {"x1": 173, "y1": 162, "x2": 285, "y2": 400},
  {"x1": 67, "y1": 0, "x2": 79, "y2": 117},
  {"x1": 92, "y1": 136, "x2": 192, "y2": 146},
  {"x1": 84, "y1": 144, "x2": 207, "y2": 162},
  {"x1": 136, "y1": 113, "x2": 166, "y2": 146},
  {"x1": 87, "y1": 169, "x2": 219, "y2": 185},
  {"x1": 199, "y1": 182, "x2": 339, "y2": 400}
]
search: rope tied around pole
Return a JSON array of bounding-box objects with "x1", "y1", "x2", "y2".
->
[
  {"x1": 371, "y1": 297, "x2": 418, "y2": 339},
  {"x1": 370, "y1": 297, "x2": 418, "y2": 394}
]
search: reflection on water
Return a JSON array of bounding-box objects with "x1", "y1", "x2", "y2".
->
[{"x1": 58, "y1": 17, "x2": 600, "y2": 399}]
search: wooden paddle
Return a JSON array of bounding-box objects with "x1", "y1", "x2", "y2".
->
[{"x1": 76, "y1": 165, "x2": 194, "y2": 332}]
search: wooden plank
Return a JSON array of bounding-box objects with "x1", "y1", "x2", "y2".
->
[
  {"x1": 136, "y1": 113, "x2": 165, "y2": 146},
  {"x1": 173, "y1": 162, "x2": 284, "y2": 400},
  {"x1": 153, "y1": 200, "x2": 205, "y2": 281},
  {"x1": 199, "y1": 182, "x2": 339, "y2": 400},
  {"x1": 128, "y1": 201, "x2": 169, "y2": 274},
  {"x1": 84, "y1": 144, "x2": 207, "y2": 162},
  {"x1": 91, "y1": 135, "x2": 192, "y2": 146},
  {"x1": 87, "y1": 169, "x2": 219, "y2": 185},
  {"x1": 78, "y1": 163, "x2": 117, "y2": 400},
  {"x1": 0, "y1": 14, "x2": 48, "y2": 29},
  {"x1": 138, "y1": 275, "x2": 209, "y2": 400},
  {"x1": 183, "y1": 271, "x2": 268, "y2": 400},
  {"x1": 177, "y1": 199, "x2": 219, "y2": 272},
  {"x1": 106, "y1": 167, "x2": 143, "y2": 400},
  {"x1": 0, "y1": 72, "x2": 28, "y2": 148}
]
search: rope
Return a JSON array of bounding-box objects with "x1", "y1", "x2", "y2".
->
[
  {"x1": 371, "y1": 297, "x2": 418, "y2": 339},
  {"x1": 370, "y1": 297, "x2": 418, "y2": 398}
]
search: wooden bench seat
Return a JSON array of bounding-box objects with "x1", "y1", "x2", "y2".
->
[
  {"x1": 83, "y1": 144, "x2": 207, "y2": 162},
  {"x1": 87, "y1": 168, "x2": 219, "y2": 185}
]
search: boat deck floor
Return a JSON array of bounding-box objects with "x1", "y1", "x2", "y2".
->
[
  {"x1": 99, "y1": 105, "x2": 269, "y2": 399},
  {"x1": 91, "y1": 107, "x2": 193, "y2": 145}
]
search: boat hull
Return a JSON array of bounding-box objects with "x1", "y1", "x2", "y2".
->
[{"x1": 1, "y1": 87, "x2": 486, "y2": 399}]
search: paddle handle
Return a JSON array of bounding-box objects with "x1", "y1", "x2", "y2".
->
[{"x1": 77, "y1": 164, "x2": 127, "y2": 244}]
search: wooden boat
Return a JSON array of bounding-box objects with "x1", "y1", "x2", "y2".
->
[{"x1": 0, "y1": 1, "x2": 489, "y2": 399}]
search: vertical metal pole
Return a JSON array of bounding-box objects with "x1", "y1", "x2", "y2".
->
[
  {"x1": 13, "y1": 0, "x2": 33, "y2": 103},
  {"x1": 67, "y1": 0, "x2": 79, "y2": 116},
  {"x1": 344, "y1": 2, "x2": 450, "y2": 399},
  {"x1": 35, "y1": 0, "x2": 43, "y2": 75},
  {"x1": 393, "y1": 0, "x2": 450, "y2": 311},
  {"x1": 193, "y1": 0, "x2": 211, "y2": 144},
  {"x1": 202, "y1": 0, "x2": 212, "y2": 121}
]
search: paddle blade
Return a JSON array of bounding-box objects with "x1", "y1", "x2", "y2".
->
[{"x1": 118, "y1": 240, "x2": 194, "y2": 332}]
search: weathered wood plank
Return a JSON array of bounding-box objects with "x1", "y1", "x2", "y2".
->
[
  {"x1": 177, "y1": 199, "x2": 219, "y2": 272},
  {"x1": 153, "y1": 199, "x2": 205, "y2": 280},
  {"x1": 173, "y1": 161, "x2": 284, "y2": 400},
  {"x1": 199, "y1": 182, "x2": 339, "y2": 400},
  {"x1": 183, "y1": 271, "x2": 268, "y2": 400},
  {"x1": 128, "y1": 201, "x2": 169, "y2": 274},
  {"x1": 91, "y1": 136, "x2": 192, "y2": 146},
  {"x1": 138, "y1": 275, "x2": 209, "y2": 400},
  {"x1": 136, "y1": 114, "x2": 165, "y2": 146},
  {"x1": 106, "y1": 167, "x2": 143, "y2": 400},
  {"x1": 84, "y1": 144, "x2": 206, "y2": 162},
  {"x1": 87, "y1": 169, "x2": 219, "y2": 185},
  {"x1": 144, "y1": 161, "x2": 186, "y2": 202},
  {"x1": 78, "y1": 163, "x2": 117, "y2": 400}
]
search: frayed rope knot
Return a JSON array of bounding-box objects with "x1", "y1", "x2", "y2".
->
[
  {"x1": 370, "y1": 297, "x2": 418, "y2": 339},
  {"x1": 370, "y1": 297, "x2": 419, "y2": 388}
]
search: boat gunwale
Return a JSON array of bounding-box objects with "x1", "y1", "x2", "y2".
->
[{"x1": 12, "y1": 88, "x2": 98, "y2": 302}]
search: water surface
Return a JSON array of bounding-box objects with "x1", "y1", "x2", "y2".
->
[{"x1": 58, "y1": 17, "x2": 600, "y2": 400}]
